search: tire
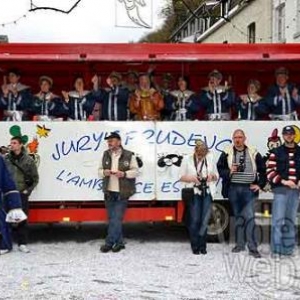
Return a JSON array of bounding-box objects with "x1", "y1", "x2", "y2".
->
[{"x1": 207, "y1": 202, "x2": 230, "y2": 242}]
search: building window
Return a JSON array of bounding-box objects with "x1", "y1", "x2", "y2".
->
[
  {"x1": 220, "y1": 0, "x2": 229, "y2": 17},
  {"x1": 230, "y1": 0, "x2": 240, "y2": 9},
  {"x1": 248, "y1": 22, "x2": 256, "y2": 43},
  {"x1": 183, "y1": 26, "x2": 188, "y2": 38},
  {"x1": 276, "y1": 3, "x2": 285, "y2": 42},
  {"x1": 205, "y1": 17, "x2": 211, "y2": 30},
  {"x1": 0, "y1": 35, "x2": 8, "y2": 43},
  {"x1": 190, "y1": 20, "x2": 195, "y2": 34},
  {"x1": 198, "y1": 19, "x2": 205, "y2": 33}
]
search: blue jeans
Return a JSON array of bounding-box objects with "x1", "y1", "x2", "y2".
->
[
  {"x1": 229, "y1": 184, "x2": 257, "y2": 251},
  {"x1": 104, "y1": 192, "x2": 128, "y2": 246},
  {"x1": 271, "y1": 187, "x2": 300, "y2": 255},
  {"x1": 188, "y1": 193, "x2": 212, "y2": 251}
]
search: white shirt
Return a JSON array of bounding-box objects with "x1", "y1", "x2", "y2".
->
[{"x1": 180, "y1": 151, "x2": 219, "y2": 198}]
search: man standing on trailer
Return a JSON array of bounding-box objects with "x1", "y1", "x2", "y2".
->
[
  {"x1": 266, "y1": 125, "x2": 300, "y2": 257},
  {"x1": 98, "y1": 132, "x2": 138, "y2": 253},
  {"x1": 200, "y1": 70, "x2": 235, "y2": 121},
  {"x1": 217, "y1": 129, "x2": 266, "y2": 258},
  {"x1": 266, "y1": 67, "x2": 300, "y2": 120},
  {"x1": 92, "y1": 72, "x2": 129, "y2": 121}
]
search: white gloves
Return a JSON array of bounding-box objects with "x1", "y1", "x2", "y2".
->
[{"x1": 6, "y1": 209, "x2": 27, "y2": 223}]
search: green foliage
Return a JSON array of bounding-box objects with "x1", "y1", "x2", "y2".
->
[{"x1": 139, "y1": 0, "x2": 205, "y2": 42}]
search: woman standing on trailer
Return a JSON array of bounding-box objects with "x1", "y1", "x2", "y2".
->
[
  {"x1": 0, "y1": 69, "x2": 32, "y2": 121},
  {"x1": 236, "y1": 79, "x2": 268, "y2": 120},
  {"x1": 32, "y1": 76, "x2": 65, "y2": 121},
  {"x1": 62, "y1": 75, "x2": 96, "y2": 121},
  {"x1": 165, "y1": 76, "x2": 200, "y2": 121}
]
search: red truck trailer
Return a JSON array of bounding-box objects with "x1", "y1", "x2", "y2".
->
[{"x1": 1, "y1": 43, "x2": 300, "y2": 240}]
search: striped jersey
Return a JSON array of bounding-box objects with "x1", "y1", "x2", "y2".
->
[
  {"x1": 267, "y1": 147, "x2": 297, "y2": 184},
  {"x1": 231, "y1": 148, "x2": 256, "y2": 184}
]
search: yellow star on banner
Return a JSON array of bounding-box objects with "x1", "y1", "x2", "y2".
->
[{"x1": 36, "y1": 124, "x2": 51, "y2": 138}]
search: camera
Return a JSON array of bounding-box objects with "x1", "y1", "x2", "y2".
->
[
  {"x1": 25, "y1": 177, "x2": 34, "y2": 187},
  {"x1": 195, "y1": 177, "x2": 208, "y2": 197},
  {"x1": 237, "y1": 155, "x2": 245, "y2": 172}
]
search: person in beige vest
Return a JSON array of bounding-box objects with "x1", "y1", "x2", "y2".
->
[{"x1": 98, "y1": 132, "x2": 138, "y2": 253}]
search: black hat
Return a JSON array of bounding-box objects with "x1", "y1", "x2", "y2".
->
[
  {"x1": 105, "y1": 131, "x2": 121, "y2": 140},
  {"x1": 282, "y1": 125, "x2": 295, "y2": 135},
  {"x1": 109, "y1": 71, "x2": 122, "y2": 81},
  {"x1": 127, "y1": 70, "x2": 139, "y2": 78},
  {"x1": 8, "y1": 68, "x2": 21, "y2": 77},
  {"x1": 162, "y1": 73, "x2": 173, "y2": 82},
  {"x1": 208, "y1": 69, "x2": 223, "y2": 80},
  {"x1": 275, "y1": 67, "x2": 289, "y2": 76}
]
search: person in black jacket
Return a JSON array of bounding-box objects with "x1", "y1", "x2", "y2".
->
[
  {"x1": 92, "y1": 72, "x2": 129, "y2": 121},
  {"x1": 217, "y1": 129, "x2": 266, "y2": 258},
  {"x1": 0, "y1": 155, "x2": 26, "y2": 255},
  {"x1": 265, "y1": 67, "x2": 300, "y2": 120},
  {"x1": 0, "y1": 68, "x2": 32, "y2": 121}
]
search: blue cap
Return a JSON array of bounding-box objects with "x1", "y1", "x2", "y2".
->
[{"x1": 282, "y1": 126, "x2": 295, "y2": 135}]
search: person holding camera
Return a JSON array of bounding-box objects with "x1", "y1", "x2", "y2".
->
[
  {"x1": 4, "y1": 136, "x2": 39, "y2": 253},
  {"x1": 180, "y1": 140, "x2": 218, "y2": 255},
  {"x1": 217, "y1": 129, "x2": 266, "y2": 258}
]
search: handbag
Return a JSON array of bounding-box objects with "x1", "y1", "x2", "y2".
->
[
  {"x1": 9, "y1": 158, "x2": 34, "y2": 187},
  {"x1": 181, "y1": 187, "x2": 194, "y2": 203}
]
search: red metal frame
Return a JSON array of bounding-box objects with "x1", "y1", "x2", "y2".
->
[
  {"x1": 1, "y1": 43, "x2": 300, "y2": 97},
  {"x1": 27, "y1": 199, "x2": 185, "y2": 223},
  {"x1": 28, "y1": 206, "x2": 179, "y2": 223},
  {"x1": 1, "y1": 43, "x2": 300, "y2": 61}
]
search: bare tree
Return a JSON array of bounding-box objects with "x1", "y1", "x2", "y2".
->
[{"x1": 29, "y1": 0, "x2": 83, "y2": 14}]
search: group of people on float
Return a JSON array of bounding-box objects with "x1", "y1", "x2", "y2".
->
[{"x1": 0, "y1": 66, "x2": 299, "y2": 122}]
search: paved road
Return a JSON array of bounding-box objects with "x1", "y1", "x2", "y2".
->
[{"x1": 0, "y1": 223, "x2": 300, "y2": 300}]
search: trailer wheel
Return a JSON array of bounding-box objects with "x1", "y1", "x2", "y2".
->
[{"x1": 207, "y1": 202, "x2": 230, "y2": 242}]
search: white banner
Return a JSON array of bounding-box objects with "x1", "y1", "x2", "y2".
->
[{"x1": 1, "y1": 121, "x2": 299, "y2": 202}]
